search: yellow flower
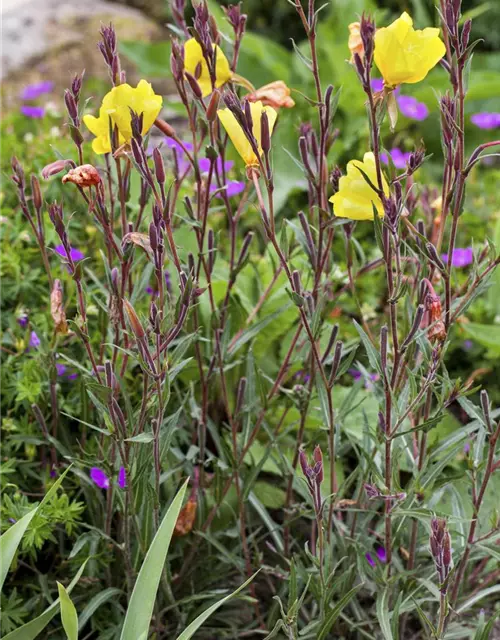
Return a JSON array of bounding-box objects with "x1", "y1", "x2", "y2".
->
[
  {"x1": 374, "y1": 12, "x2": 445, "y2": 87},
  {"x1": 83, "y1": 80, "x2": 162, "y2": 154},
  {"x1": 329, "y1": 152, "x2": 389, "y2": 221},
  {"x1": 184, "y1": 38, "x2": 232, "y2": 98},
  {"x1": 217, "y1": 100, "x2": 277, "y2": 168}
]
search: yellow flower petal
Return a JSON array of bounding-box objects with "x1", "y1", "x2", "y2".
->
[
  {"x1": 84, "y1": 80, "x2": 162, "y2": 154},
  {"x1": 374, "y1": 12, "x2": 445, "y2": 87},
  {"x1": 217, "y1": 100, "x2": 277, "y2": 167},
  {"x1": 184, "y1": 38, "x2": 232, "y2": 98},
  {"x1": 329, "y1": 152, "x2": 389, "y2": 221}
]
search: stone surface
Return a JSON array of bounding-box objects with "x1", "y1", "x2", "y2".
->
[{"x1": 1, "y1": 0, "x2": 164, "y2": 103}]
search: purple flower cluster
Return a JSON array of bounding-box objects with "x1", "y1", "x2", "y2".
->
[
  {"x1": 471, "y1": 113, "x2": 500, "y2": 130},
  {"x1": 20, "y1": 81, "x2": 54, "y2": 119},
  {"x1": 90, "y1": 466, "x2": 127, "y2": 489},
  {"x1": 349, "y1": 369, "x2": 379, "y2": 390},
  {"x1": 441, "y1": 247, "x2": 473, "y2": 268}
]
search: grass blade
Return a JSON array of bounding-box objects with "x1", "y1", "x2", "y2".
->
[
  {"x1": 58, "y1": 582, "x2": 78, "y2": 640},
  {"x1": 175, "y1": 571, "x2": 260, "y2": 640},
  {"x1": 120, "y1": 479, "x2": 189, "y2": 640},
  {"x1": 317, "y1": 583, "x2": 363, "y2": 640}
]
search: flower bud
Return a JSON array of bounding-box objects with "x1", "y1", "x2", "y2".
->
[
  {"x1": 50, "y1": 279, "x2": 68, "y2": 334},
  {"x1": 42, "y1": 159, "x2": 69, "y2": 180},
  {"x1": 206, "y1": 89, "x2": 220, "y2": 121},
  {"x1": 154, "y1": 118, "x2": 177, "y2": 138},
  {"x1": 31, "y1": 175, "x2": 42, "y2": 210},
  {"x1": 123, "y1": 298, "x2": 145, "y2": 339}
]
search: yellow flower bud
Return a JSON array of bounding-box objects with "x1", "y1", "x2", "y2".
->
[
  {"x1": 329, "y1": 152, "x2": 389, "y2": 221},
  {"x1": 83, "y1": 80, "x2": 162, "y2": 154},
  {"x1": 217, "y1": 100, "x2": 277, "y2": 168},
  {"x1": 374, "y1": 12, "x2": 445, "y2": 87},
  {"x1": 184, "y1": 38, "x2": 232, "y2": 98}
]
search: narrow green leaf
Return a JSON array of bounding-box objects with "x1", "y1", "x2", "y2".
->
[
  {"x1": 0, "y1": 466, "x2": 72, "y2": 592},
  {"x1": 457, "y1": 584, "x2": 500, "y2": 613},
  {"x1": 78, "y1": 588, "x2": 122, "y2": 629},
  {"x1": 175, "y1": 571, "x2": 260, "y2": 640},
  {"x1": 317, "y1": 583, "x2": 363, "y2": 640},
  {"x1": 120, "y1": 479, "x2": 189, "y2": 640},
  {"x1": 228, "y1": 303, "x2": 293, "y2": 354},
  {"x1": 376, "y1": 588, "x2": 393, "y2": 640},
  {"x1": 58, "y1": 582, "x2": 78, "y2": 640}
]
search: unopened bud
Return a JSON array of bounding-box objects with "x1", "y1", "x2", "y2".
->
[
  {"x1": 154, "y1": 118, "x2": 177, "y2": 138},
  {"x1": 31, "y1": 175, "x2": 42, "y2": 210},
  {"x1": 42, "y1": 159, "x2": 70, "y2": 180},
  {"x1": 123, "y1": 298, "x2": 145, "y2": 339},
  {"x1": 206, "y1": 89, "x2": 220, "y2": 122},
  {"x1": 185, "y1": 72, "x2": 203, "y2": 100}
]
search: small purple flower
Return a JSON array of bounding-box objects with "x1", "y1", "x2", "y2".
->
[
  {"x1": 371, "y1": 78, "x2": 384, "y2": 93},
  {"x1": 21, "y1": 105, "x2": 45, "y2": 119},
  {"x1": 56, "y1": 363, "x2": 66, "y2": 376},
  {"x1": 29, "y1": 331, "x2": 41, "y2": 349},
  {"x1": 365, "y1": 552, "x2": 376, "y2": 567},
  {"x1": 118, "y1": 466, "x2": 127, "y2": 489},
  {"x1": 376, "y1": 546, "x2": 387, "y2": 563},
  {"x1": 90, "y1": 467, "x2": 110, "y2": 489},
  {"x1": 145, "y1": 286, "x2": 159, "y2": 297},
  {"x1": 380, "y1": 148, "x2": 412, "y2": 170},
  {"x1": 348, "y1": 369, "x2": 379, "y2": 389},
  {"x1": 20, "y1": 81, "x2": 54, "y2": 101},
  {"x1": 441, "y1": 247, "x2": 473, "y2": 268},
  {"x1": 54, "y1": 245, "x2": 85, "y2": 262},
  {"x1": 463, "y1": 339, "x2": 473, "y2": 351},
  {"x1": 165, "y1": 137, "x2": 194, "y2": 154},
  {"x1": 211, "y1": 180, "x2": 246, "y2": 198},
  {"x1": 397, "y1": 95, "x2": 429, "y2": 121},
  {"x1": 67, "y1": 373, "x2": 78, "y2": 381},
  {"x1": 471, "y1": 112, "x2": 500, "y2": 130},
  {"x1": 198, "y1": 157, "x2": 234, "y2": 174},
  {"x1": 463, "y1": 441, "x2": 471, "y2": 455},
  {"x1": 17, "y1": 313, "x2": 29, "y2": 328},
  {"x1": 9, "y1": 518, "x2": 17, "y2": 524}
]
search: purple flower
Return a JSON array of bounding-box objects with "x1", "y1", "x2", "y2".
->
[
  {"x1": 397, "y1": 95, "x2": 429, "y2": 121},
  {"x1": 463, "y1": 441, "x2": 471, "y2": 455},
  {"x1": 165, "y1": 137, "x2": 194, "y2": 154},
  {"x1": 348, "y1": 369, "x2": 379, "y2": 389},
  {"x1": 471, "y1": 112, "x2": 500, "y2": 130},
  {"x1": 376, "y1": 546, "x2": 387, "y2": 563},
  {"x1": 118, "y1": 466, "x2": 127, "y2": 489},
  {"x1": 29, "y1": 331, "x2": 41, "y2": 349},
  {"x1": 146, "y1": 286, "x2": 159, "y2": 297},
  {"x1": 365, "y1": 552, "x2": 376, "y2": 567},
  {"x1": 21, "y1": 105, "x2": 45, "y2": 119},
  {"x1": 198, "y1": 157, "x2": 234, "y2": 174},
  {"x1": 463, "y1": 339, "x2": 473, "y2": 351},
  {"x1": 90, "y1": 467, "x2": 110, "y2": 489},
  {"x1": 54, "y1": 245, "x2": 85, "y2": 262},
  {"x1": 9, "y1": 518, "x2": 17, "y2": 524},
  {"x1": 67, "y1": 373, "x2": 78, "y2": 381},
  {"x1": 371, "y1": 78, "x2": 384, "y2": 93},
  {"x1": 20, "y1": 81, "x2": 54, "y2": 101},
  {"x1": 211, "y1": 180, "x2": 246, "y2": 198},
  {"x1": 56, "y1": 363, "x2": 66, "y2": 376},
  {"x1": 441, "y1": 247, "x2": 473, "y2": 268},
  {"x1": 17, "y1": 313, "x2": 29, "y2": 328},
  {"x1": 380, "y1": 148, "x2": 412, "y2": 169}
]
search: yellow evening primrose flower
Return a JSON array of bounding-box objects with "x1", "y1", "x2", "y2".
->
[
  {"x1": 217, "y1": 100, "x2": 277, "y2": 168},
  {"x1": 374, "y1": 12, "x2": 445, "y2": 87},
  {"x1": 83, "y1": 80, "x2": 162, "y2": 154},
  {"x1": 329, "y1": 152, "x2": 390, "y2": 221},
  {"x1": 184, "y1": 38, "x2": 232, "y2": 98}
]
